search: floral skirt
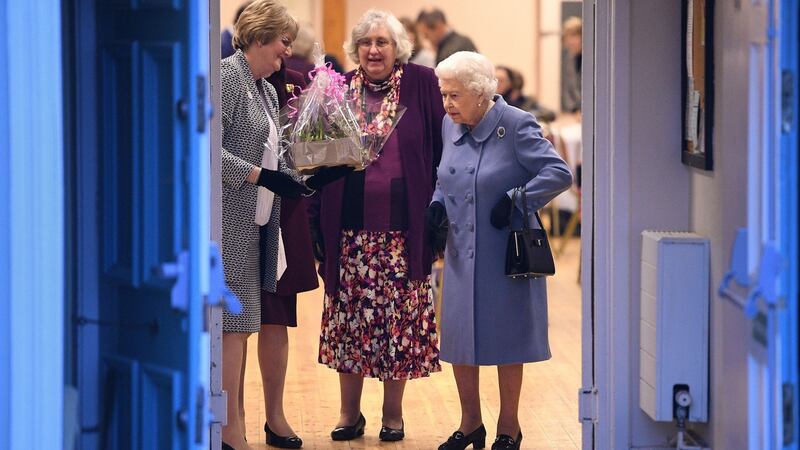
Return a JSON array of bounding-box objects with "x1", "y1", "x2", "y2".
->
[{"x1": 318, "y1": 229, "x2": 441, "y2": 380}]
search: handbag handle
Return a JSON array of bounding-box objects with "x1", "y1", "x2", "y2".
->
[{"x1": 509, "y1": 187, "x2": 545, "y2": 231}]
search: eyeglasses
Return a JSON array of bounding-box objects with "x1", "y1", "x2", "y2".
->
[{"x1": 356, "y1": 38, "x2": 392, "y2": 49}]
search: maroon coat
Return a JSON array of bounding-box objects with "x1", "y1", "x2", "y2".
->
[
  {"x1": 309, "y1": 63, "x2": 446, "y2": 295},
  {"x1": 266, "y1": 67, "x2": 319, "y2": 295}
]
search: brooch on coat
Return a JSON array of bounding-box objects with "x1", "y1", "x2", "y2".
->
[{"x1": 497, "y1": 126, "x2": 506, "y2": 138}]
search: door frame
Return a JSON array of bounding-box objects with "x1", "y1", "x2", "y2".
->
[
  {"x1": 582, "y1": 1, "x2": 632, "y2": 448},
  {"x1": 62, "y1": 0, "x2": 103, "y2": 447},
  {"x1": 0, "y1": 0, "x2": 66, "y2": 449},
  {"x1": 778, "y1": 0, "x2": 799, "y2": 446}
]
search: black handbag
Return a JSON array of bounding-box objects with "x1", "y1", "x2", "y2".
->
[{"x1": 505, "y1": 188, "x2": 555, "y2": 278}]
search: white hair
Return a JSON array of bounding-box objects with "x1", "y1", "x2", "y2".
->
[
  {"x1": 435, "y1": 51, "x2": 498, "y2": 99},
  {"x1": 343, "y1": 9, "x2": 413, "y2": 65}
]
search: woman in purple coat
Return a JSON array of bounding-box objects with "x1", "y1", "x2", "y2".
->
[
  {"x1": 429, "y1": 52, "x2": 572, "y2": 450},
  {"x1": 308, "y1": 8, "x2": 445, "y2": 443}
]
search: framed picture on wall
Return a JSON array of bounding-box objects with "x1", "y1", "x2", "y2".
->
[{"x1": 681, "y1": 0, "x2": 714, "y2": 170}]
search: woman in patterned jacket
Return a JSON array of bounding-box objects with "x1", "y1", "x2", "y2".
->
[{"x1": 219, "y1": 2, "x2": 354, "y2": 448}]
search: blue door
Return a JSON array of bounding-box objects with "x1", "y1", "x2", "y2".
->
[
  {"x1": 778, "y1": 0, "x2": 799, "y2": 447},
  {"x1": 95, "y1": 0, "x2": 210, "y2": 448}
]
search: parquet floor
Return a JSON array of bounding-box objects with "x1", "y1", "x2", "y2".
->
[{"x1": 241, "y1": 238, "x2": 582, "y2": 450}]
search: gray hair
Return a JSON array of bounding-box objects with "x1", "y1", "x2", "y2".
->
[
  {"x1": 435, "y1": 51, "x2": 498, "y2": 99},
  {"x1": 292, "y1": 23, "x2": 316, "y2": 59},
  {"x1": 343, "y1": 9, "x2": 412, "y2": 66}
]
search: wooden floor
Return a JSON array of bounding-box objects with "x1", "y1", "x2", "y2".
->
[{"x1": 241, "y1": 238, "x2": 582, "y2": 449}]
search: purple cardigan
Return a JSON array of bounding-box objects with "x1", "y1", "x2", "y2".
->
[{"x1": 309, "y1": 63, "x2": 446, "y2": 295}]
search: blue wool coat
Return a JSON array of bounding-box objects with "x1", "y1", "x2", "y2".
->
[{"x1": 432, "y1": 96, "x2": 572, "y2": 365}]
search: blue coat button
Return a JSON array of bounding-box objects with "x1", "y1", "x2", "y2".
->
[
  {"x1": 447, "y1": 193, "x2": 456, "y2": 203},
  {"x1": 450, "y1": 222, "x2": 459, "y2": 233},
  {"x1": 466, "y1": 222, "x2": 474, "y2": 232},
  {"x1": 466, "y1": 166, "x2": 475, "y2": 174},
  {"x1": 465, "y1": 192, "x2": 474, "y2": 203},
  {"x1": 449, "y1": 167, "x2": 456, "y2": 174},
  {"x1": 467, "y1": 249, "x2": 474, "y2": 258}
]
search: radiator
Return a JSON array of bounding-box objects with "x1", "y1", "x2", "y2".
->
[{"x1": 640, "y1": 231, "x2": 710, "y2": 422}]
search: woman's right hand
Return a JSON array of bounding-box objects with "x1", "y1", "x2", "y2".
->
[
  {"x1": 425, "y1": 201, "x2": 448, "y2": 256},
  {"x1": 256, "y1": 168, "x2": 312, "y2": 199}
]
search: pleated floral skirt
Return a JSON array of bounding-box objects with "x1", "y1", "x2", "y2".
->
[{"x1": 318, "y1": 229, "x2": 441, "y2": 380}]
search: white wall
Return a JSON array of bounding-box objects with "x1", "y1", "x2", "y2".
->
[
  {"x1": 599, "y1": 0, "x2": 759, "y2": 447},
  {"x1": 627, "y1": 0, "x2": 693, "y2": 445},
  {"x1": 691, "y1": 0, "x2": 753, "y2": 447}
]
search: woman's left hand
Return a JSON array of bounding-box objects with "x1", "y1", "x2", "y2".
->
[
  {"x1": 490, "y1": 194, "x2": 513, "y2": 229},
  {"x1": 305, "y1": 166, "x2": 354, "y2": 190}
]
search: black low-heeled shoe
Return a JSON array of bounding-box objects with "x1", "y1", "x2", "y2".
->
[
  {"x1": 491, "y1": 431, "x2": 522, "y2": 450},
  {"x1": 438, "y1": 424, "x2": 487, "y2": 450},
  {"x1": 379, "y1": 420, "x2": 405, "y2": 441},
  {"x1": 221, "y1": 442, "x2": 236, "y2": 450},
  {"x1": 265, "y1": 422, "x2": 303, "y2": 448},
  {"x1": 330, "y1": 413, "x2": 366, "y2": 441}
]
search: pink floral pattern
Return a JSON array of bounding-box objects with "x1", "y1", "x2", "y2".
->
[{"x1": 318, "y1": 229, "x2": 441, "y2": 380}]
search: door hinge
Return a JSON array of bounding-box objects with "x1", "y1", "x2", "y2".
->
[
  {"x1": 578, "y1": 387, "x2": 598, "y2": 423},
  {"x1": 784, "y1": 383, "x2": 794, "y2": 445},
  {"x1": 781, "y1": 70, "x2": 795, "y2": 134}
]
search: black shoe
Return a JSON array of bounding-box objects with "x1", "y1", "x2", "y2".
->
[
  {"x1": 438, "y1": 424, "x2": 487, "y2": 450},
  {"x1": 379, "y1": 420, "x2": 405, "y2": 441},
  {"x1": 330, "y1": 413, "x2": 366, "y2": 441},
  {"x1": 491, "y1": 432, "x2": 522, "y2": 450},
  {"x1": 265, "y1": 422, "x2": 303, "y2": 448},
  {"x1": 221, "y1": 442, "x2": 236, "y2": 450}
]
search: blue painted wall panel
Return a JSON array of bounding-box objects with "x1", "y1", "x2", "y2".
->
[
  {"x1": 0, "y1": 2, "x2": 12, "y2": 449},
  {"x1": 0, "y1": 0, "x2": 65, "y2": 449}
]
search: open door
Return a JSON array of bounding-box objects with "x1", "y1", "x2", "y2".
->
[
  {"x1": 93, "y1": 0, "x2": 210, "y2": 448},
  {"x1": 778, "y1": 0, "x2": 799, "y2": 446},
  {"x1": 579, "y1": 1, "x2": 597, "y2": 447}
]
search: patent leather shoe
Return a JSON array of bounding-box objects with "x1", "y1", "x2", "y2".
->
[
  {"x1": 379, "y1": 420, "x2": 405, "y2": 441},
  {"x1": 330, "y1": 413, "x2": 366, "y2": 441},
  {"x1": 491, "y1": 431, "x2": 522, "y2": 450},
  {"x1": 438, "y1": 424, "x2": 487, "y2": 450},
  {"x1": 265, "y1": 422, "x2": 303, "y2": 448}
]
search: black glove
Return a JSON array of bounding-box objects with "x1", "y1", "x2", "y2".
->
[
  {"x1": 256, "y1": 168, "x2": 311, "y2": 199},
  {"x1": 490, "y1": 194, "x2": 513, "y2": 229},
  {"x1": 425, "y1": 201, "x2": 449, "y2": 255},
  {"x1": 309, "y1": 223, "x2": 325, "y2": 262},
  {"x1": 305, "y1": 166, "x2": 355, "y2": 191}
]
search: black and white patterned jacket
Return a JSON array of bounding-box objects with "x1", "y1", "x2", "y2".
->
[{"x1": 220, "y1": 50, "x2": 287, "y2": 332}]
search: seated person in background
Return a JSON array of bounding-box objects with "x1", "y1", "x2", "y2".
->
[{"x1": 495, "y1": 65, "x2": 556, "y2": 123}]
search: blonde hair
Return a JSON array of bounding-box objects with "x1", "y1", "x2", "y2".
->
[
  {"x1": 435, "y1": 51, "x2": 497, "y2": 99},
  {"x1": 343, "y1": 9, "x2": 412, "y2": 66},
  {"x1": 233, "y1": 0, "x2": 298, "y2": 51},
  {"x1": 562, "y1": 16, "x2": 582, "y2": 36}
]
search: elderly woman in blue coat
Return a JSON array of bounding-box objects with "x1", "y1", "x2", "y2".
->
[{"x1": 427, "y1": 51, "x2": 572, "y2": 450}]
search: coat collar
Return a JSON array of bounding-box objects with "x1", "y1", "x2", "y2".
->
[
  {"x1": 451, "y1": 95, "x2": 508, "y2": 144},
  {"x1": 233, "y1": 49, "x2": 278, "y2": 118}
]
